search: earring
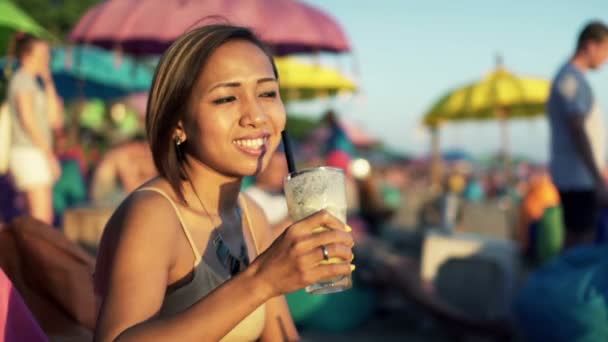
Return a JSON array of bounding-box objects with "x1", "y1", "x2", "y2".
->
[{"x1": 175, "y1": 137, "x2": 184, "y2": 160}]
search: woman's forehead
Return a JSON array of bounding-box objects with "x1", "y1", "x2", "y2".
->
[{"x1": 198, "y1": 40, "x2": 275, "y2": 86}]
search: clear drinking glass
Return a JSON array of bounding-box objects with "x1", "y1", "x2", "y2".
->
[{"x1": 284, "y1": 166, "x2": 352, "y2": 294}]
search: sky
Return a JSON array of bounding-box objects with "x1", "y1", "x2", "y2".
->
[{"x1": 294, "y1": 0, "x2": 608, "y2": 162}]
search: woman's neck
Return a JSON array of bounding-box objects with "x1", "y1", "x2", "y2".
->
[{"x1": 182, "y1": 158, "x2": 243, "y2": 216}]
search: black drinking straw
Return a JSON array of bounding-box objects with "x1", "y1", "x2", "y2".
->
[{"x1": 281, "y1": 130, "x2": 296, "y2": 174}]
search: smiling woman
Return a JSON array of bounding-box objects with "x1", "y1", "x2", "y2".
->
[{"x1": 93, "y1": 24, "x2": 355, "y2": 342}]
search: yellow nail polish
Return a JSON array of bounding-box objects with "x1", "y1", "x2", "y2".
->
[
  {"x1": 350, "y1": 264, "x2": 356, "y2": 272},
  {"x1": 351, "y1": 254, "x2": 355, "y2": 261},
  {"x1": 345, "y1": 225, "x2": 352, "y2": 233}
]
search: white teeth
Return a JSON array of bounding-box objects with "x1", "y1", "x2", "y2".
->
[{"x1": 233, "y1": 137, "x2": 267, "y2": 149}]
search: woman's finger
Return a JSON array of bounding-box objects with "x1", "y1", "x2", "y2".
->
[
  {"x1": 296, "y1": 243, "x2": 354, "y2": 271},
  {"x1": 294, "y1": 229, "x2": 353, "y2": 254},
  {"x1": 289, "y1": 210, "x2": 347, "y2": 237},
  {"x1": 306, "y1": 262, "x2": 354, "y2": 283}
]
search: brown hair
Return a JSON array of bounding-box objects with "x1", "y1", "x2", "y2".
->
[
  {"x1": 577, "y1": 20, "x2": 608, "y2": 51},
  {"x1": 4, "y1": 32, "x2": 43, "y2": 78},
  {"x1": 9, "y1": 32, "x2": 43, "y2": 59},
  {"x1": 145, "y1": 24, "x2": 278, "y2": 203}
]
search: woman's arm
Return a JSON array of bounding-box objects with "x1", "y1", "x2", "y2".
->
[
  {"x1": 40, "y1": 70, "x2": 63, "y2": 130},
  {"x1": 94, "y1": 192, "x2": 277, "y2": 342},
  {"x1": 242, "y1": 196, "x2": 300, "y2": 342},
  {"x1": 260, "y1": 296, "x2": 299, "y2": 342}
]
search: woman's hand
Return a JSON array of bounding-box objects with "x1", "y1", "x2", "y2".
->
[
  {"x1": 38, "y1": 65, "x2": 53, "y2": 84},
  {"x1": 46, "y1": 151, "x2": 61, "y2": 181},
  {"x1": 251, "y1": 210, "x2": 354, "y2": 297}
]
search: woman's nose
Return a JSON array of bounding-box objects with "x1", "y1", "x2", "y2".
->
[{"x1": 240, "y1": 97, "x2": 267, "y2": 127}]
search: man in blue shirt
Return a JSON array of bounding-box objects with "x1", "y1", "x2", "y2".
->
[
  {"x1": 514, "y1": 21, "x2": 608, "y2": 341},
  {"x1": 547, "y1": 21, "x2": 608, "y2": 248}
]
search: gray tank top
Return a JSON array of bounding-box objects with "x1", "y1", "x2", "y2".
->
[{"x1": 137, "y1": 187, "x2": 266, "y2": 341}]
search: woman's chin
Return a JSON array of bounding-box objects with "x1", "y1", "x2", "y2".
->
[{"x1": 231, "y1": 161, "x2": 268, "y2": 178}]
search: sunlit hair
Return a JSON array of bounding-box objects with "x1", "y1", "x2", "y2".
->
[{"x1": 145, "y1": 24, "x2": 278, "y2": 203}]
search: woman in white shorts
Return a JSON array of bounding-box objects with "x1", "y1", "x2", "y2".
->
[{"x1": 7, "y1": 33, "x2": 62, "y2": 224}]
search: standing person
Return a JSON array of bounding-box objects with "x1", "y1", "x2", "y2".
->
[
  {"x1": 513, "y1": 21, "x2": 608, "y2": 341},
  {"x1": 547, "y1": 21, "x2": 608, "y2": 248},
  {"x1": 93, "y1": 24, "x2": 354, "y2": 342},
  {"x1": 7, "y1": 33, "x2": 62, "y2": 225}
]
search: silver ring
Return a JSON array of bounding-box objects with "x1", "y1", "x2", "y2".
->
[{"x1": 321, "y1": 245, "x2": 329, "y2": 261}]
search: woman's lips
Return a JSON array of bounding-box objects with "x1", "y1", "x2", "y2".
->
[{"x1": 232, "y1": 136, "x2": 268, "y2": 157}]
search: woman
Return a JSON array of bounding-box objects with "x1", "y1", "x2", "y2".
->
[
  {"x1": 93, "y1": 24, "x2": 354, "y2": 342},
  {"x1": 7, "y1": 33, "x2": 62, "y2": 224}
]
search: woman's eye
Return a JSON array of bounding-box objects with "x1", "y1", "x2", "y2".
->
[
  {"x1": 213, "y1": 96, "x2": 236, "y2": 105},
  {"x1": 260, "y1": 91, "x2": 277, "y2": 98}
]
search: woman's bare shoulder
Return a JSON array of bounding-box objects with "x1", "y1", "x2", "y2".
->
[
  {"x1": 100, "y1": 178, "x2": 181, "y2": 240},
  {"x1": 95, "y1": 179, "x2": 183, "y2": 291},
  {"x1": 109, "y1": 179, "x2": 179, "y2": 230},
  {"x1": 241, "y1": 193, "x2": 274, "y2": 251}
]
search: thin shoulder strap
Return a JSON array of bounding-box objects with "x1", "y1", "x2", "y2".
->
[
  {"x1": 137, "y1": 187, "x2": 201, "y2": 264},
  {"x1": 238, "y1": 194, "x2": 261, "y2": 255}
]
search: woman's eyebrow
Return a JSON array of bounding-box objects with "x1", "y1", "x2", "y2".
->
[
  {"x1": 208, "y1": 77, "x2": 277, "y2": 92},
  {"x1": 257, "y1": 77, "x2": 278, "y2": 85},
  {"x1": 208, "y1": 82, "x2": 241, "y2": 92}
]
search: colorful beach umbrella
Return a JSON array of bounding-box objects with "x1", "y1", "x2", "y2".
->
[
  {"x1": 50, "y1": 46, "x2": 153, "y2": 100},
  {"x1": 423, "y1": 57, "x2": 551, "y2": 183},
  {"x1": 69, "y1": 0, "x2": 350, "y2": 56},
  {"x1": 275, "y1": 57, "x2": 357, "y2": 101},
  {"x1": 423, "y1": 66, "x2": 550, "y2": 126}
]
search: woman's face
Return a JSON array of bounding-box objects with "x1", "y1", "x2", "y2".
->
[
  {"x1": 181, "y1": 40, "x2": 286, "y2": 177},
  {"x1": 23, "y1": 41, "x2": 50, "y2": 73}
]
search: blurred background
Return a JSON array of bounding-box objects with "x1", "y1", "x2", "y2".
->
[{"x1": 1, "y1": 1, "x2": 608, "y2": 341}]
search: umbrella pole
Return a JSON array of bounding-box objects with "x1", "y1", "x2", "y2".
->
[
  {"x1": 499, "y1": 109, "x2": 511, "y2": 178},
  {"x1": 430, "y1": 125, "x2": 442, "y2": 188}
]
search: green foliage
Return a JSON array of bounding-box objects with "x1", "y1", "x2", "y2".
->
[
  {"x1": 14, "y1": 0, "x2": 98, "y2": 42},
  {"x1": 285, "y1": 114, "x2": 320, "y2": 141}
]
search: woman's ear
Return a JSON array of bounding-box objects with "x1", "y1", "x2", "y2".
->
[{"x1": 174, "y1": 120, "x2": 187, "y2": 144}]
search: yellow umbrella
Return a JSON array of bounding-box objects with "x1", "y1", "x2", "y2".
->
[
  {"x1": 424, "y1": 67, "x2": 550, "y2": 126},
  {"x1": 423, "y1": 57, "x2": 551, "y2": 183},
  {"x1": 275, "y1": 57, "x2": 357, "y2": 101}
]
